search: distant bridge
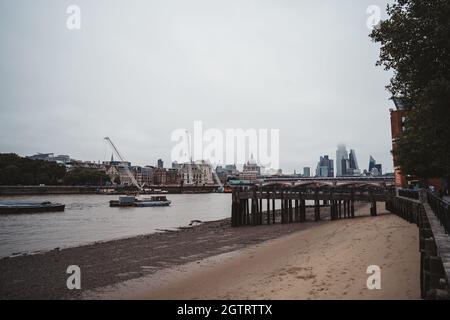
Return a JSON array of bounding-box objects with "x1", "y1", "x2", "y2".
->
[{"x1": 260, "y1": 176, "x2": 394, "y2": 184}]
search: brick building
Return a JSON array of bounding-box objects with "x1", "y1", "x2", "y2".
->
[{"x1": 390, "y1": 98, "x2": 409, "y2": 188}]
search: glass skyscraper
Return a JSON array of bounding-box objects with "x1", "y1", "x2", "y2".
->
[
  {"x1": 336, "y1": 144, "x2": 348, "y2": 177},
  {"x1": 316, "y1": 155, "x2": 334, "y2": 177}
]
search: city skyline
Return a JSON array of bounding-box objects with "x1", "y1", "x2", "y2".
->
[
  {"x1": 21, "y1": 141, "x2": 390, "y2": 176},
  {"x1": 0, "y1": 0, "x2": 394, "y2": 174}
]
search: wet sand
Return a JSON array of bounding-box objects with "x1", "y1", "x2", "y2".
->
[
  {"x1": 86, "y1": 203, "x2": 420, "y2": 300},
  {"x1": 0, "y1": 202, "x2": 420, "y2": 300},
  {"x1": 0, "y1": 205, "x2": 328, "y2": 299}
]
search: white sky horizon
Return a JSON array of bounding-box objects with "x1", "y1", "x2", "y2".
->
[{"x1": 0, "y1": 0, "x2": 395, "y2": 174}]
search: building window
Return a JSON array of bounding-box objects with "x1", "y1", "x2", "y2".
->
[{"x1": 401, "y1": 116, "x2": 406, "y2": 132}]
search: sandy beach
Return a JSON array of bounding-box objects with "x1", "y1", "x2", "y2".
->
[
  {"x1": 0, "y1": 201, "x2": 420, "y2": 300},
  {"x1": 85, "y1": 202, "x2": 420, "y2": 300},
  {"x1": 0, "y1": 205, "x2": 328, "y2": 299}
]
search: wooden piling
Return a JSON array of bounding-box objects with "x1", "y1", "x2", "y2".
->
[
  {"x1": 350, "y1": 188, "x2": 355, "y2": 218},
  {"x1": 272, "y1": 196, "x2": 276, "y2": 224},
  {"x1": 300, "y1": 198, "x2": 306, "y2": 222},
  {"x1": 314, "y1": 190, "x2": 320, "y2": 221},
  {"x1": 338, "y1": 200, "x2": 342, "y2": 219},
  {"x1": 288, "y1": 197, "x2": 293, "y2": 223}
]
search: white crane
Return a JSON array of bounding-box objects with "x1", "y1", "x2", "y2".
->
[{"x1": 104, "y1": 137, "x2": 143, "y2": 192}]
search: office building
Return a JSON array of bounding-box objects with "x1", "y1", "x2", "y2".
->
[
  {"x1": 303, "y1": 167, "x2": 311, "y2": 178},
  {"x1": 336, "y1": 144, "x2": 348, "y2": 177},
  {"x1": 315, "y1": 155, "x2": 334, "y2": 177},
  {"x1": 368, "y1": 156, "x2": 383, "y2": 176}
]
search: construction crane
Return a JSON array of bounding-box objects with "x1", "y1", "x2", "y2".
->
[
  {"x1": 185, "y1": 130, "x2": 194, "y2": 185},
  {"x1": 104, "y1": 137, "x2": 143, "y2": 192}
]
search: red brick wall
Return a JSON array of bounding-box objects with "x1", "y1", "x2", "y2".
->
[
  {"x1": 390, "y1": 109, "x2": 407, "y2": 140},
  {"x1": 390, "y1": 109, "x2": 408, "y2": 188}
]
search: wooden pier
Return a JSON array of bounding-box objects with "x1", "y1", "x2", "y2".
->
[{"x1": 231, "y1": 181, "x2": 389, "y2": 227}]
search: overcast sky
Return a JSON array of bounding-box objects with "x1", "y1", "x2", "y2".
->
[{"x1": 0, "y1": 0, "x2": 395, "y2": 173}]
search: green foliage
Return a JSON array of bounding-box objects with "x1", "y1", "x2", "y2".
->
[
  {"x1": 0, "y1": 153, "x2": 66, "y2": 185},
  {"x1": 64, "y1": 167, "x2": 110, "y2": 186},
  {"x1": 370, "y1": 0, "x2": 450, "y2": 180},
  {"x1": 0, "y1": 153, "x2": 111, "y2": 186}
]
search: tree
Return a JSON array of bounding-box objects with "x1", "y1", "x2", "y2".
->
[
  {"x1": 1, "y1": 165, "x2": 20, "y2": 185},
  {"x1": 370, "y1": 0, "x2": 450, "y2": 185},
  {"x1": 0, "y1": 153, "x2": 66, "y2": 185},
  {"x1": 64, "y1": 168, "x2": 111, "y2": 186},
  {"x1": 0, "y1": 153, "x2": 110, "y2": 186}
]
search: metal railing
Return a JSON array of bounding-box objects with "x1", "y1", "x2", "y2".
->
[
  {"x1": 386, "y1": 189, "x2": 450, "y2": 299},
  {"x1": 385, "y1": 194, "x2": 423, "y2": 225},
  {"x1": 427, "y1": 191, "x2": 450, "y2": 234},
  {"x1": 398, "y1": 188, "x2": 420, "y2": 200}
]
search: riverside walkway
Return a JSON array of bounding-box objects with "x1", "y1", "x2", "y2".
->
[{"x1": 387, "y1": 190, "x2": 450, "y2": 299}]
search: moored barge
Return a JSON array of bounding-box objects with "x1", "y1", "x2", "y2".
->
[
  {"x1": 109, "y1": 195, "x2": 171, "y2": 207},
  {"x1": 0, "y1": 201, "x2": 65, "y2": 214}
]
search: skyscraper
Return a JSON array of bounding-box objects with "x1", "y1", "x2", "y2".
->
[
  {"x1": 375, "y1": 164, "x2": 383, "y2": 175},
  {"x1": 315, "y1": 155, "x2": 334, "y2": 177},
  {"x1": 336, "y1": 144, "x2": 348, "y2": 177},
  {"x1": 336, "y1": 144, "x2": 361, "y2": 176},
  {"x1": 368, "y1": 156, "x2": 382, "y2": 176},
  {"x1": 368, "y1": 156, "x2": 376, "y2": 173},
  {"x1": 341, "y1": 158, "x2": 349, "y2": 176},
  {"x1": 157, "y1": 159, "x2": 164, "y2": 169},
  {"x1": 303, "y1": 167, "x2": 311, "y2": 177},
  {"x1": 347, "y1": 149, "x2": 360, "y2": 175},
  {"x1": 349, "y1": 149, "x2": 359, "y2": 170}
]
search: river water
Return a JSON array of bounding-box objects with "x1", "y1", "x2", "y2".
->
[{"x1": 0, "y1": 194, "x2": 231, "y2": 258}]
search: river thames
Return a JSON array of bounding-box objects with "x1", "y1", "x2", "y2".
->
[{"x1": 0, "y1": 193, "x2": 231, "y2": 258}]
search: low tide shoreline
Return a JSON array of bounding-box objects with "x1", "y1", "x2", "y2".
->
[
  {"x1": 0, "y1": 202, "x2": 419, "y2": 300},
  {"x1": 0, "y1": 206, "x2": 328, "y2": 299},
  {"x1": 101, "y1": 204, "x2": 419, "y2": 300}
]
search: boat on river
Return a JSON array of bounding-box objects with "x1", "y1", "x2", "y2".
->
[
  {"x1": 109, "y1": 195, "x2": 171, "y2": 207},
  {"x1": 0, "y1": 201, "x2": 65, "y2": 214}
]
